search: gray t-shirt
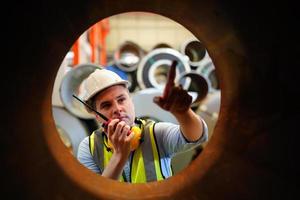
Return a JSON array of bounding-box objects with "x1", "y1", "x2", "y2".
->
[{"x1": 77, "y1": 119, "x2": 208, "y2": 180}]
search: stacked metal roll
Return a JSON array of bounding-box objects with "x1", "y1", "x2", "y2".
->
[
  {"x1": 52, "y1": 106, "x2": 90, "y2": 156},
  {"x1": 179, "y1": 39, "x2": 220, "y2": 138},
  {"x1": 54, "y1": 63, "x2": 101, "y2": 155},
  {"x1": 180, "y1": 39, "x2": 208, "y2": 70},
  {"x1": 151, "y1": 43, "x2": 172, "y2": 50},
  {"x1": 180, "y1": 39, "x2": 219, "y2": 93},
  {"x1": 131, "y1": 88, "x2": 178, "y2": 123},
  {"x1": 137, "y1": 47, "x2": 191, "y2": 90},
  {"x1": 113, "y1": 40, "x2": 146, "y2": 72},
  {"x1": 111, "y1": 39, "x2": 219, "y2": 95},
  {"x1": 177, "y1": 71, "x2": 209, "y2": 108},
  {"x1": 59, "y1": 63, "x2": 102, "y2": 119},
  {"x1": 196, "y1": 62, "x2": 219, "y2": 92},
  {"x1": 109, "y1": 41, "x2": 146, "y2": 92}
]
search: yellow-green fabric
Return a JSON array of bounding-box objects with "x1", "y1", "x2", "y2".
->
[{"x1": 89, "y1": 119, "x2": 165, "y2": 183}]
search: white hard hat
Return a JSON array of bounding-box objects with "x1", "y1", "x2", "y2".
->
[{"x1": 83, "y1": 69, "x2": 129, "y2": 101}]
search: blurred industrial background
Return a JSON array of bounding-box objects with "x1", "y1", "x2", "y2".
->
[{"x1": 51, "y1": 12, "x2": 220, "y2": 174}]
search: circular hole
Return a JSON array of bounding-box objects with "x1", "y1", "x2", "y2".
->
[
  {"x1": 153, "y1": 64, "x2": 169, "y2": 85},
  {"x1": 52, "y1": 12, "x2": 221, "y2": 182},
  {"x1": 185, "y1": 40, "x2": 206, "y2": 62},
  {"x1": 14, "y1": 0, "x2": 283, "y2": 198},
  {"x1": 50, "y1": 8, "x2": 221, "y2": 196}
]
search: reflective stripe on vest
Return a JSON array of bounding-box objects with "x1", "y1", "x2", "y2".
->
[
  {"x1": 89, "y1": 120, "x2": 164, "y2": 183},
  {"x1": 90, "y1": 130, "x2": 126, "y2": 182}
]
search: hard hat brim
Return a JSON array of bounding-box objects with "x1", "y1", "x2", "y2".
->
[{"x1": 83, "y1": 80, "x2": 129, "y2": 102}]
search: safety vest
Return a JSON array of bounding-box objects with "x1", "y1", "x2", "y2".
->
[{"x1": 89, "y1": 119, "x2": 168, "y2": 183}]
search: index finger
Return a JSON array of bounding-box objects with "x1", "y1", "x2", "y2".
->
[
  {"x1": 163, "y1": 60, "x2": 177, "y2": 99},
  {"x1": 107, "y1": 119, "x2": 120, "y2": 136}
]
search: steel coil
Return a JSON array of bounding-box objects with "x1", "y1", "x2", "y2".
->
[
  {"x1": 196, "y1": 62, "x2": 219, "y2": 92},
  {"x1": 180, "y1": 39, "x2": 207, "y2": 69},
  {"x1": 113, "y1": 41, "x2": 145, "y2": 72},
  {"x1": 152, "y1": 43, "x2": 172, "y2": 50},
  {"x1": 59, "y1": 63, "x2": 101, "y2": 119},
  {"x1": 177, "y1": 71, "x2": 209, "y2": 107},
  {"x1": 137, "y1": 48, "x2": 191, "y2": 90},
  {"x1": 52, "y1": 106, "x2": 90, "y2": 156},
  {"x1": 131, "y1": 88, "x2": 178, "y2": 124}
]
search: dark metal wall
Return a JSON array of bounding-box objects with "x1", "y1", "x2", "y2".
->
[{"x1": 2, "y1": 0, "x2": 297, "y2": 199}]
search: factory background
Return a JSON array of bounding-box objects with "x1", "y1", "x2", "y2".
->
[{"x1": 51, "y1": 12, "x2": 220, "y2": 174}]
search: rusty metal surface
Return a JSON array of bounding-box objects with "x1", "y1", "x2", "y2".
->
[{"x1": 2, "y1": 0, "x2": 297, "y2": 199}]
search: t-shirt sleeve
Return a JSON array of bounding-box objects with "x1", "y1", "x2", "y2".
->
[
  {"x1": 77, "y1": 136, "x2": 101, "y2": 174},
  {"x1": 154, "y1": 118, "x2": 208, "y2": 157}
]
